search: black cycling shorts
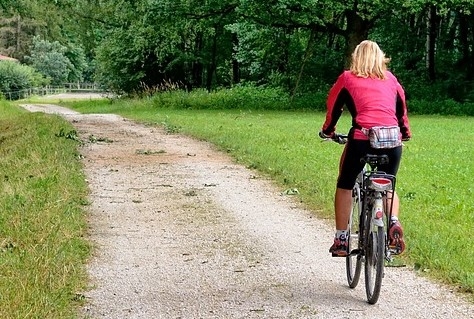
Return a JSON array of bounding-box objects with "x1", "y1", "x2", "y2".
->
[{"x1": 337, "y1": 139, "x2": 402, "y2": 190}]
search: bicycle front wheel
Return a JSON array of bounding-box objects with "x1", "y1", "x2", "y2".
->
[
  {"x1": 346, "y1": 183, "x2": 362, "y2": 288},
  {"x1": 365, "y1": 224, "x2": 385, "y2": 304}
]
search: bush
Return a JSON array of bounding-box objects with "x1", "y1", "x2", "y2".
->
[
  {"x1": 408, "y1": 99, "x2": 474, "y2": 116},
  {"x1": 207, "y1": 85, "x2": 290, "y2": 110},
  {"x1": 149, "y1": 84, "x2": 332, "y2": 111},
  {"x1": 289, "y1": 91, "x2": 328, "y2": 111},
  {"x1": 146, "y1": 82, "x2": 472, "y2": 116},
  {"x1": 0, "y1": 61, "x2": 47, "y2": 100},
  {"x1": 150, "y1": 84, "x2": 291, "y2": 110}
]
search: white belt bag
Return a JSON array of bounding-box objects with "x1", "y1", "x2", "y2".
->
[{"x1": 361, "y1": 126, "x2": 402, "y2": 149}]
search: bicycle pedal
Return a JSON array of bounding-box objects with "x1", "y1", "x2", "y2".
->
[
  {"x1": 388, "y1": 247, "x2": 401, "y2": 255},
  {"x1": 349, "y1": 249, "x2": 362, "y2": 256},
  {"x1": 331, "y1": 252, "x2": 349, "y2": 257}
]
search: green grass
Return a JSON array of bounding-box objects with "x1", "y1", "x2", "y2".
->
[
  {"x1": 62, "y1": 97, "x2": 474, "y2": 298},
  {"x1": 401, "y1": 117, "x2": 474, "y2": 290},
  {"x1": 0, "y1": 101, "x2": 90, "y2": 318}
]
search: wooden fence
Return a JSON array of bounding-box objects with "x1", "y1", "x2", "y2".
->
[{"x1": 2, "y1": 83, "x2": 104, "y2": 100}]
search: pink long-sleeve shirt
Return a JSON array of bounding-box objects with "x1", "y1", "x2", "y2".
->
[{"x1": 322, "y1": 70, "x2": 411, "y2": 140}]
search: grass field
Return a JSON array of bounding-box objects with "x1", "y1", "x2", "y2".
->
[
  {"x1": 61, "y1": 97, "x2": 474, "y2": 297},
  {"x1": 0, "y1": 101, "x2": 90, "y2": 318}
]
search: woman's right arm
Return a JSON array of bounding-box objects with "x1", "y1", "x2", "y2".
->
[{"x1": 321, "y1": 73, "x2": 347, "y2": 136}]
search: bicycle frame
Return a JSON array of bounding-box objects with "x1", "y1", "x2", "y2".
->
[
  {"x1": 352, "y1": 155, "x2": 397, "y2": 304},
  {"x1": 362, "y1": 170, "x2": 396, "y2": 252},
  {"x1": 325, "y1": 134, "x2": 399, "y2": 304}
]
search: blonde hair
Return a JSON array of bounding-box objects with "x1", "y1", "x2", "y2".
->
[{"x1": 350, "y1": 40, "x2": 390, "y2": 80}]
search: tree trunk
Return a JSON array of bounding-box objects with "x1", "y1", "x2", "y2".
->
[
  {"x1": 426, "y1": 5, "x2": 437, "y2": 82},
  {"x1": 16, "y1": 15, "x2": 21, "y2": 55},
  {"x1": 291, "y1": 28, "x2": 316, "y2": 101},
  {"x1": 458, "y1": 12, "x2": 473, "y2": 79},
  {"x1": 442, "y1": 11, "x2": 456, "y2": 50},
  {"x1": 344, "y1": 10, "x2": 371, "y2": 68},
  {"x1": 206, "y1": 25, "x2": 219, "y2": 92},
  {"x1": 231, "y1": 33, "x2": 240, "y2": 85},
  {"x1": 470, "y1": 13, "x2": 474, "y2": 78},
  {"x1": 192, "y1": 31, "x2": 204, "y2": 89}
]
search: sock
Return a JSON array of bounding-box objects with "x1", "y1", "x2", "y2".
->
[
  {"x1": 390, "y1": 216, "x2": 399, "y2": 224},
  {"x1": 335, "y1": 230, "x2": 348, "y2": 241}
]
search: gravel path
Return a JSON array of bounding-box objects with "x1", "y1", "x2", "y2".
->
[{"x1": 22, "y1": 102, "x2": 473, "y2": 319}]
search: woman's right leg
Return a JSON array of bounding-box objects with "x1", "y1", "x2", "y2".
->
[{"x1": 330, "y1": 140, "x2": 366, "y2": 256}]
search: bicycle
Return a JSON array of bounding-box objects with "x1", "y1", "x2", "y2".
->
[{"x1": 326, "y1": 133, "x2": 400, "y2": 304}]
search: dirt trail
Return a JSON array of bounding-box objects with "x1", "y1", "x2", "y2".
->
[{"x1": 22, "y1": 101, "x2": 473, "y2": 319}]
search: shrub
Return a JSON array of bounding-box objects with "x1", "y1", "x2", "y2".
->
[
  {"x1": 147, "y1": 82, "x2": 472, "y2": 116},
  {"x1": 150, "y1": 84, "x2": 291, "y2": 110},
  {"x1": 149, "y1": 84, "x2": 333, "y2": 111},
  {"x1": 408, "y1": 99, "x2": 474, "y2": 116},
  {"x1": 0, "y1": 61, "x2": 47, "y2": 100}
]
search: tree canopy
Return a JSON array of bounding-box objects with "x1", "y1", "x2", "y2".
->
[{"x1": 0, "y1": 0, "x2": 473, "y2": 102}]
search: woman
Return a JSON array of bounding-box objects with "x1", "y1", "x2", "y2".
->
[{"x1": 319, "y1": 40, "x2": 412, "y2": 257}]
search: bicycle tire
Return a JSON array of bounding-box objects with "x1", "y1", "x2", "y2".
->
[
  {"x1": 346, "y1": 183, "x2": 362, "y2": 288},
  {"x1": 364, "y1": 224, "x2": 385, "y2": 304}
]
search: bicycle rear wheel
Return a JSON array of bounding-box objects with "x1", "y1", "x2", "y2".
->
[
  {"x1": 364, "y1": 224, "x2": 385, "y2": 304},
  {"x1": 346, "y1": 183, "x2": 362, "y2": 288}
]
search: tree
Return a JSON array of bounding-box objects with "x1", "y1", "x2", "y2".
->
[
  {"x1": 38, "y1": 0, "x2": 474, "y2": 102},
  {"x1": 26, "y1": 36, "x2": 73, "y2": 85},
  {"x1": 92, "y1": 0, "x2": 239, "y2": 93},
  {"x1": 0, "y1": 14, "x2": 45, "y2": 60},
  {"x1": 64, "y1": 43, "x2": 87, "y2": 83}
]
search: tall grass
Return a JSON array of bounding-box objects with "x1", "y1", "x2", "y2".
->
[
  {"x1": 63, "y1": 96, "x2": 474, "y2": 297},
  {"x1": 0, "y1": 101, "x2": 90, "y2": 318}
]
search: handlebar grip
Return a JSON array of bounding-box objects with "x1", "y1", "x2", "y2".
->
[
  {"x1": 332, "y1": 133, "x2": 348, "y2": 144},
  {"x1": 319, "y1": 130, "x2": 331, "y2": 139}
]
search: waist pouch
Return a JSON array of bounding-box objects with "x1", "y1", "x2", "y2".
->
[{"x1": 363, "y1": 126, "x2": 402, "y2": 149}]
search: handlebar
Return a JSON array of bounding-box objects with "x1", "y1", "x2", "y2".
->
[
  {"x1": 332, "y1": 133, "x2": 348, "y2": 144},
  {"x1": 321, "y1": 133, "x2": 348, "y2": 145}
]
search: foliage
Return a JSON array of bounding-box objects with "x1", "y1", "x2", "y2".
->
[
  {"x1": 0, "y1": 0, "x2": 66, "y2": 59},
  {"x1": 150, "y1": 85, "x2": 292, "y2": 110},
  {"x1": 119, "y1": 84, "x2": 328, "y2": 111},
  {"x1": 3, "y1": 0, "x2": 474, "y2": 112},
  {"x1": 94, "y1": 0, "x2": 239, "y2": 94},
  {"x1": 64, "y1": 43, "x2": 88, "y2": 83},
  {"x1": 94, "y1": 26, "x2": 154, "y2": 94},
  {"x1": 142, "y1": 85, "x2": 474, "y2": 116},
  {"x1": 77, "y1": 0, "x2": 474, "y2": 108},
  {"x1": 25, "y1": 36, "x2": 77, "y2": 86},
  {"x1": 0, "y1": 60, "x2": 47, "y2": 100},
  {"x1": 408, "y1": 99, "x2": 474, "y2": 116}
]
